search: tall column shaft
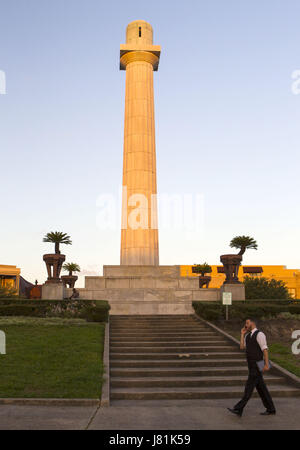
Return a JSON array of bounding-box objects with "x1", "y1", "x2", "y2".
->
[{"x1": 120, "y1": 21, "x2": 161, "y2": 265}]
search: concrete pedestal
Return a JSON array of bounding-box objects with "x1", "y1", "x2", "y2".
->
[
  {"x1": 42, "y1": 283, "x2": 64, "y2": 300},
  {"x1": 220, "y1": 283, "x2": 245, "y2": 301},
  {"x1": 63, "y1": 265, "x2": 246, "y2": 315}
]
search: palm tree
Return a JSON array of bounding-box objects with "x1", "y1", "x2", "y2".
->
[
  {"x1": 230, "y1": 235, "x2": 258, "y2": 256},
  {"x1": 62, "y1": 262, "x2": 81, "y2": 276},
  {"x1": 43, "y1": 231, "x2": 72, "y2": 254}
]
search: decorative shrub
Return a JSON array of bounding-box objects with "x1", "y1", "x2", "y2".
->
[
  {"x1": 276, "y1": 311, "x2": 300, "y2": 320},
  {"x1": 84, "y1": 306, "x2": 110, "y2": 323},
  {"x1": 203, "y1": 308, "x2": 221, "y2": 321},
  {"x1": 0, "y1": 299, "x2": 110, "y2": 322},
  {"x1": 0, "y1": 286, "x2": 18, "y2": 298},
  {"x1": 0, "y1": 305, "x2": 47, "y2": 316},
  {"x1": 243, "y1": 276, "x2": 291, "y2": 300}
]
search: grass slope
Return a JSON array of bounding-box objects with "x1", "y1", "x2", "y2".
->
[
  {"x1": 211, "y1": 318, "x2": 300, "y2": 378},
  {"x1": 0, "y1": 317, "x2": 105, "y2": 398}
]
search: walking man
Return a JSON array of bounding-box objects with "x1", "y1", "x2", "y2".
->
[{"x1": 228, "y1": 317, "x2": 276, "y2": 417}]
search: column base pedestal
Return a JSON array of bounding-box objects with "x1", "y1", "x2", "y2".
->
[
  {"x1": 42, "y1": 283, "x2": 65, "y2": 300},
  {"x1": 63, "y1": 265, "x2": 246, "y2": 315},
  {"x1": 220, "y1": 283, "x2": 245, "y2": 301}
]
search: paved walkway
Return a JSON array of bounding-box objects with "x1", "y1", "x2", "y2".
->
[{"x1": 0, "y1": 398, "x2": 299, "y2": 430}]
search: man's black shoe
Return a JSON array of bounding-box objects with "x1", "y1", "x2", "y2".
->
[
  {"x1": 260, "y1": 410, "x2": 276, "y2": 416},
  {"x1": 227, "y1": 408, "x2": 242, "y2": 417}
]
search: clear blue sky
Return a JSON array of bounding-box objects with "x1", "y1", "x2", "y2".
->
[{"x1": 1, "y1": 0, "x2": 300, "y2": 286}]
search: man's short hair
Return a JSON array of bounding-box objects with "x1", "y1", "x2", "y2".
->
[{"x1": 245, "y1": 317, "x2": 258, "y2": 326}]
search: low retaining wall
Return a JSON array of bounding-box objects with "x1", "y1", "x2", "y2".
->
[{"x1": 65, "y1": 286, "x2": 221, "y2": 302}]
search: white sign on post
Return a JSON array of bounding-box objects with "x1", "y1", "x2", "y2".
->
[
  {"x1": 222, "y1": 292, "x2": 232, "y2": 321},
  {"x1": 222, "y1": 292, "x2": 232, "y2": 305},
  {"x1": 0, "y1": 330, "x2": 6, "y2": 354}
]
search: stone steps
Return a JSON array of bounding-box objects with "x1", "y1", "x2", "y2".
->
[
  {"x1": 109, "y1": 315, "x2": 300, "y2": 403},
  {"x1": 111, "y1": 375, "x2": 285, "y2": 388},
  {"x1": 110, "y1": 351, "x2": 245, "y2": 360},
  {"x1": 111, "y1": 385, "x2": 300, "y2": 401},
  {"x1": 111, "y1": 321, "x2": 196, "y2": 324},
  {"x1": 110, "y1": 315, "x2": 194, "y2": 320},
  {"x1": 110, "y1": 340, "x2": 227, "y2": 347},
  {"x1": 110, "y1": 320, "x2": 206, "y2": 326},
  {"x1": 111, "y1": 367, "x2": 250, "y2": 377},
  {"x1": 110, "y1": 332, "x2": 217, "y2": 338},
  {"x1": 110, "y1": 359, "x2": 247, "y2": 368},
  {"x1": 111, "y1": 321, "x2": 199, "y2": 324},
  {"x1": 111, "y1": 345, "x2": 238, "y2": 353},
  {"x1": 110, "y1": 315, "x2": 195, "y2": 318},
  {"x1": 110, "y1": 327, "x2": 208, "y2": 332},
  {"x1": 110, "y1": 321, "x2": 198, "y2": 325},
  {"x1": 110, "y1": 335, "x2": 218, "y2": 341}
]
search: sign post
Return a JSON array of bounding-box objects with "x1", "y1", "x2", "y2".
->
[{"x1": 222, "y1": 292, "x2": 232, "y2": 321}]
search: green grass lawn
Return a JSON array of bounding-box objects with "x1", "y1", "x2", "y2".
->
[
  {"x1": 269, "y1": 343, "x2": 300, "y2": 378},
  {"x1": 0, "y1": 317, "x2": 105, "y2": 398}
]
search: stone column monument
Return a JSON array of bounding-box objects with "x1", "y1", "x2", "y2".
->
[
  {"x1": 61, "y1": 20, "x2": 245, "y2": 312},
  {"x1": 120, "y1": 20, "x2": 161, "y2": 265}
]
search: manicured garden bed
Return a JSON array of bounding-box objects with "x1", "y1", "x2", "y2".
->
[
  {"x1": 0, "y1": 317, "x2": 105, "y2": 398},
  {"x1": 193, "y1": 300, "x2": 300, "y2": 322},
  {"x1": 0, "y1": 299, "x2": 110, "y2": 322}
]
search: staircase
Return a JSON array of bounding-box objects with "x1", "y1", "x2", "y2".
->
[{"x1": 109, "y1": 315, "x2": 300, "y2": 403}]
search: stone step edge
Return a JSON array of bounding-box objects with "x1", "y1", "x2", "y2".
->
[
  {"x1": 111, "y1": 338, "x2": 227, "y2": 341},
  {"x1": 110, "y1": 375, "x2": 283, "y2": 382},
  {"x1": 111, "y1": 390, "x2": 300, "y2": 400},
  {"x1": 110, "y1": 384, "x2": 300, "y2": 393},
  {"x1": 110, "y1": 347, "x2": 238, "y2": 352},
  {"x1": 110, "y1": 331, "x2": 217, "y2": 334},
  {"x1": 110, "y1": 341, "x2": 228, "y2": 345},
  {"x1": 110, "y1": 352, "x2": 243, "y2": 357},
  {"x1": 110, "y1": 367, "x2": 250, "y2": 374},
  {"x1": 110, "y1": 359, "x2": 247, "y2": 364}
]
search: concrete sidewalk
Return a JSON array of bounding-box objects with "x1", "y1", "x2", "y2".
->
[{"x1": 0, "y1": 398, "x2": 299, "y2": 430}]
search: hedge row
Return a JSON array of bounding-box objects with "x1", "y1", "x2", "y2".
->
[
  {"x1": 192, "y1": 301, "x2": 300, "y2": 321},
  {"x1": 0, "y1": 299, "x2": 110, "y2": 323}
]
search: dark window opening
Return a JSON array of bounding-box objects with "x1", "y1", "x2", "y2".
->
[{"x1": 139, "y1": 27, "x2": 142, "y2": 37}]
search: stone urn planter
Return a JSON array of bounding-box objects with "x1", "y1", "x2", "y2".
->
[
  {"x1": 61, "y1": 275, "x2": 78, "y2": 288},
  {"x1": 61, "y1": 262, "x2": 81, "y2": 289},
  {"x1": 198, "y1": 276, "x2": 211, "y2": 288},
  {"x1": 220, "y1": 235, "x2": 258, "y2": 285},
  {"x1": 220, "y1": 254, "x2": 242, "y2": 284},
  {"x1": 192, "y1": 263, "x2": 212, "y2": 289},
  {"x1": 43, "y1": 254, "x2": 65, "y2": 284}
]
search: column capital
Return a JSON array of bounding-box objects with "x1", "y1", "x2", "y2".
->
[{"x1": 120, "y1": 45, "x2": 161, "y2": 71}]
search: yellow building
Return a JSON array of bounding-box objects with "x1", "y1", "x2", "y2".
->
[
  {"x1": 0, "y1": 265, "x2": 20, "y2": 294},
  {"x1": 180, "y1": 265, "x2": 300, "y2": 299}
]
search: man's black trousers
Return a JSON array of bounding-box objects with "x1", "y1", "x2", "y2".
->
[{"x1": 234, "y1": 361, "x2": 276, "y2": 412}]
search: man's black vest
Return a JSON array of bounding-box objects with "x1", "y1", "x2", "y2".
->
[{"x1": 245, "y1": 330, "x2": 263, "y2": 362}]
